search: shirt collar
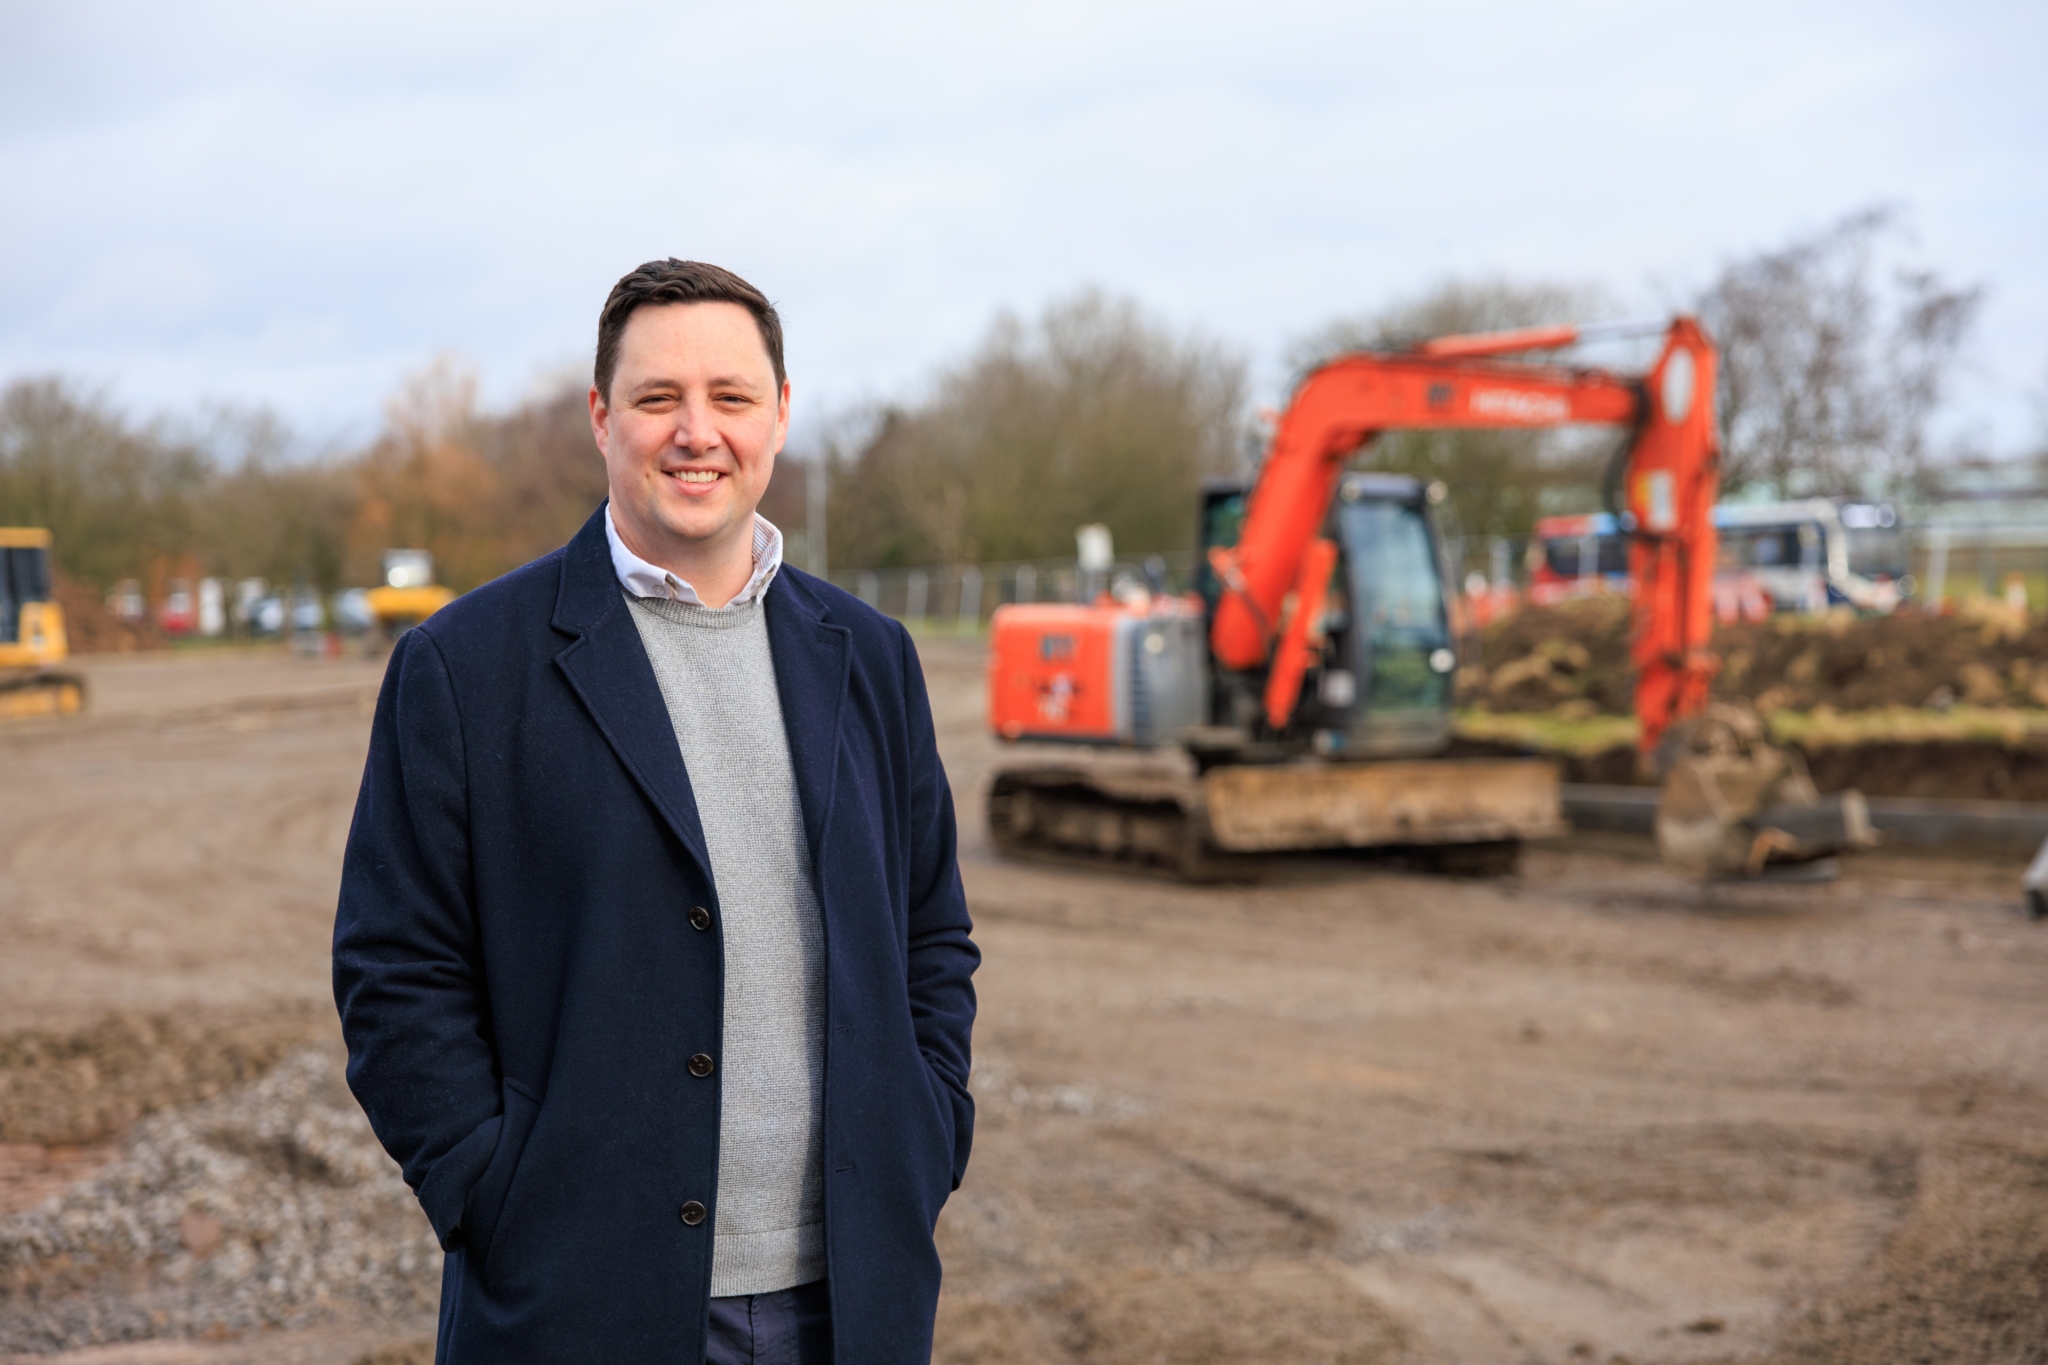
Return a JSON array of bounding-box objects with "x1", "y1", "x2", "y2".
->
[{"x1": 604, "y1": 503, "x2": 783, "y2": 608}]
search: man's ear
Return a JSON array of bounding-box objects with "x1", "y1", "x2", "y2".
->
[{"x1": 588, "y1": 384, "x2": 611, "y2": 459}]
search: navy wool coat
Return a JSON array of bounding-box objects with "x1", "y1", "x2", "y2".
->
[{"x1": 333, "y1": 506, "x2": 978, "y2": 1363}]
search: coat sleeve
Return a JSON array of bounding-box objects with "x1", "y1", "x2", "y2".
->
[
  {"x1": 898, "y1": 624, "x2": 981, "y2": 1191},
  {"x1": 333, "y1": 627, "x2": 504, "y2": 1250}
]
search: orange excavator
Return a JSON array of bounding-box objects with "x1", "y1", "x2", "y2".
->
[{"x1": 986, "y1": 316, "x2": 1868, "y2": 878}]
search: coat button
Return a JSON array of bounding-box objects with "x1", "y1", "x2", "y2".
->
[
  {"x1": 679, "y1": 1201, "x2": 706, "y2": 1226},
  {"x1": 689, "y1": 906, "x2": 712, "y2": 931},
  {"x1": 688, "y1": 1053, "x2": 715, "y2": 1078}
]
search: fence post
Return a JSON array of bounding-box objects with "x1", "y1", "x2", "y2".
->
[
  {"x1": 1925, "y1": 528, "x2": 1948, "y2": 609},
  {"x1": 906, "y1": 569, "x2": 928, "y2": 623},
  {"x1": 857, "y1": 571, "x2": 879, "y2": 607},
  {"x1": 1015, "y1": 565, "x2": 1036, "y2": 604},
  {"x1": 957, "y1": 567, "x2": 982, "y2": 634}
]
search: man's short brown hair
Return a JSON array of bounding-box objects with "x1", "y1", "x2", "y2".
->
[{"x1": 594, "y1": 259, "x2": 785, "y2": 401}]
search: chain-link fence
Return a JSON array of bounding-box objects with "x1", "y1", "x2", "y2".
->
[
  {"x1": 824, "y1": 515, "x2": 2048, "y2": 634},
  {"x1": 827, "y1": 551, "x2": 1199, "y2": 631}
]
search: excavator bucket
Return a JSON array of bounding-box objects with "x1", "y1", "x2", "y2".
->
[{"x1": 1654, "y1": 705, "x2": 1877, "y2": 878}]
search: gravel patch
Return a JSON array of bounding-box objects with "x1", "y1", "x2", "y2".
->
[{"x1": 0, "y1": 1047, "x2": 437, "y2": 1354}]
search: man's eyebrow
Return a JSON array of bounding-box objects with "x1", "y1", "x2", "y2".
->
[
  {"x1": 705, "y1": 372, "x2": 767, "y2": 393},
  {"x1": 624, "y1": 372, "x2": 768, "y2": 399}
]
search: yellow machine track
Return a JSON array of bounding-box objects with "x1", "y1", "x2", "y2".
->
[{"x1": 0, "y1": 671, "x2": 87, "y2": 719}]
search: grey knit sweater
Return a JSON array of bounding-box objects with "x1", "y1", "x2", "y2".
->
[{"x1": 625, "y1": 592, "x2": 825, "y2": 1296}]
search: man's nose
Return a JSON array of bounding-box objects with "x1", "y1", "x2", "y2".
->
[{"x1": 671, "y1": 393, "x2": 720, "y2": 452}]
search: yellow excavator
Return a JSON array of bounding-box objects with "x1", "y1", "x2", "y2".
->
[
  {"x1": 0, "y1": 528, "x2": 86, "y2": 718},
  {"x1": 364, "y1": 549, "x2": 456, "y2": 638}
]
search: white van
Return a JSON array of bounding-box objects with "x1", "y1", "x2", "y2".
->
[{"x1": 1712, "y1": 499, "x2": 1906, "y2": 614}]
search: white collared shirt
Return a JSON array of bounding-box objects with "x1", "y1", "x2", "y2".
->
[{"x1": 604, "y1": 503, "x2": 784, "y2": 608}]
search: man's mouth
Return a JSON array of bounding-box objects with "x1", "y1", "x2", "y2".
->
[{"x1": 668, "y1": 469, "x2": 721, "y2": 484}]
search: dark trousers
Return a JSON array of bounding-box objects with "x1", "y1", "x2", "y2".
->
[{"x1": 705, "y1": 1280, "x2": 833, "y2": 1365}]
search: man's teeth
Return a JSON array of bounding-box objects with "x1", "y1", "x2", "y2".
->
[{"x1": 672, "y1": 470, "x2": 719, "y2": 484}]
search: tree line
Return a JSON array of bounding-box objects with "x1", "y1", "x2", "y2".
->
[
  {"x1": 0, "y1": 205, "x2": 1992, "y2": 596},
  {"x1": 828, "y1": 205, "x2": 1986, "y2": 563},
  {"x1": 0, "y1": 363, "x2": 610, "y2": 598}
]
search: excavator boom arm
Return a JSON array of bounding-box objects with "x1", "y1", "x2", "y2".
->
[
  {"x1": 1211, "y1": 355, "x2": 1639, "y2": 671},
  {"x1": 1212, "y1": 319, "x2": 1719, "y2": 753}
]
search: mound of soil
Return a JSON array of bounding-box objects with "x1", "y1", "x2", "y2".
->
[
  {"x1": 0, "y1": 1006, "x2": 330, "y2": 1146},
  {"x1": 1465, "y1": 596, "x2": 2048, "y2": 717},
  {"x1": 52, "y1": 571, "x2": 170, "y2": 654},
  {"x1": 1465, "y1": 595, "x2": 1635, "y2": 716}
]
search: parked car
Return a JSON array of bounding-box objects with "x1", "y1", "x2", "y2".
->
[
  {"x1": 330, "y1": 588, "x2": 375, "y2": 635},
  {"x1": 248, "y1": 595, "x2": 287, "y2": 636},
  {"x1": 158, "y1": 579, "x2": 198, "y2": 635},
  {"x1": 289, "y1": 587, "x2": 324, "y2": 634}
]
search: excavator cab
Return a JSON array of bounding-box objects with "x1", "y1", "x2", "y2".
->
[
  {"x1": 986, "y1": 470, "x2": 1555, "y2": 879},
  {"x1": 1198, "y1": 473, "x2": 1456, "y2": 759},
  {"x1": 0, "y1": 528, "x2": 86, "y2": 718}
]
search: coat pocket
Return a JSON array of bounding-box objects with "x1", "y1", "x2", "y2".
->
[
  {"x1": 917, "y1": 1058, "x2": 967, "y2": 1215},
  {"x1": 460, "y1": 1078, "x2": 542, "y2": 1273}
]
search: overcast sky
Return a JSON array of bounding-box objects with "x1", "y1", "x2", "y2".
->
[{"x1": 2, "y1": 0, "x2": 2042, "y2": 456}]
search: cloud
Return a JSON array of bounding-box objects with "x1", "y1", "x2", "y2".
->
[{"x1": 0, "y1": 0, "x2": 2041, "y2": 451}]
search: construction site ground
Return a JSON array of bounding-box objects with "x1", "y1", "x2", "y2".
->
[{"x1": 3, "y1": 640, "x2": 2045, "y2": 1365}]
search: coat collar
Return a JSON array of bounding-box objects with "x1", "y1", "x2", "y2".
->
[
  {"x1": 549, "y1": 504, "x2": 713, "y2": 880},
  {"x1": 548, "y1": 503, "x2": 852, "y2": 889},
  {"x1": 551, "y1": 502, "x2": 631, "y2": 637},
  {"x1": 762, "y1": 568, "x2": 852, "y2": 873}
]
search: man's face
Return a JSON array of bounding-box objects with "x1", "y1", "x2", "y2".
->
[{"x1": 590, "y1": 301, "x2": 789, "y2": 569}]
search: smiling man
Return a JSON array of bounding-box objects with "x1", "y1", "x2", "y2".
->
[{"x1": 334, "y1": 260, "x2": 979, "y2": 1364}]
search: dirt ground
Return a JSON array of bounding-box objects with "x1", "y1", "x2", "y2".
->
[{"x1": 4, "y1": 641, "x2": 2047, "y2": 1363}]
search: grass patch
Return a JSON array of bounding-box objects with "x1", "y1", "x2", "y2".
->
[
  {"x1": 1454, "y1": 710, "x2": 1637, "y2": 754},
  {"x1": 1459, "y1": 705, "x2": 2048, "y2": 755}
]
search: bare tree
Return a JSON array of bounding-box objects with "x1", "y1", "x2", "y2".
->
[
  {"x1": 348, "y1": 360, "x2": 611, "y2": 592},
  {"x1": 0, "y1": 379, "x2": 212, "y2": 588},
  {"x1": 829, "y1": 291, "x2": 1247, "y2": 568},
  {"x1": 188, "y1": 406, "x2": 356, "y2": 594},
  {"x1": 1288, "y1": 277, "x2": 1614, "y2": 542},
  {"x1": 1698, "y1": 205, "x2": 1981, "y2": 496},
  {"x1": 1286, "y1": 276, "x2": 1600, "y2": 374}
]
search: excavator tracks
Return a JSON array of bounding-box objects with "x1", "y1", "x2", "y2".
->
[
  {"x1": 987, "y1": 766, "x2": 1255, "y2": 882},
  {"x1": 988, "y1": 756, "x2": 1565, "y2": 882},
  {"x1": 0, "y1": 671, "x2": 87, "y2": 720}
]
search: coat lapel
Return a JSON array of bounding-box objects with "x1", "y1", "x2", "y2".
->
[
  {"x1": 550, "y1": 506, "x2": 714, "y2": 884},
  {"x1": 764, "y1": 570, "x2": 851, "y2": 870}
]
